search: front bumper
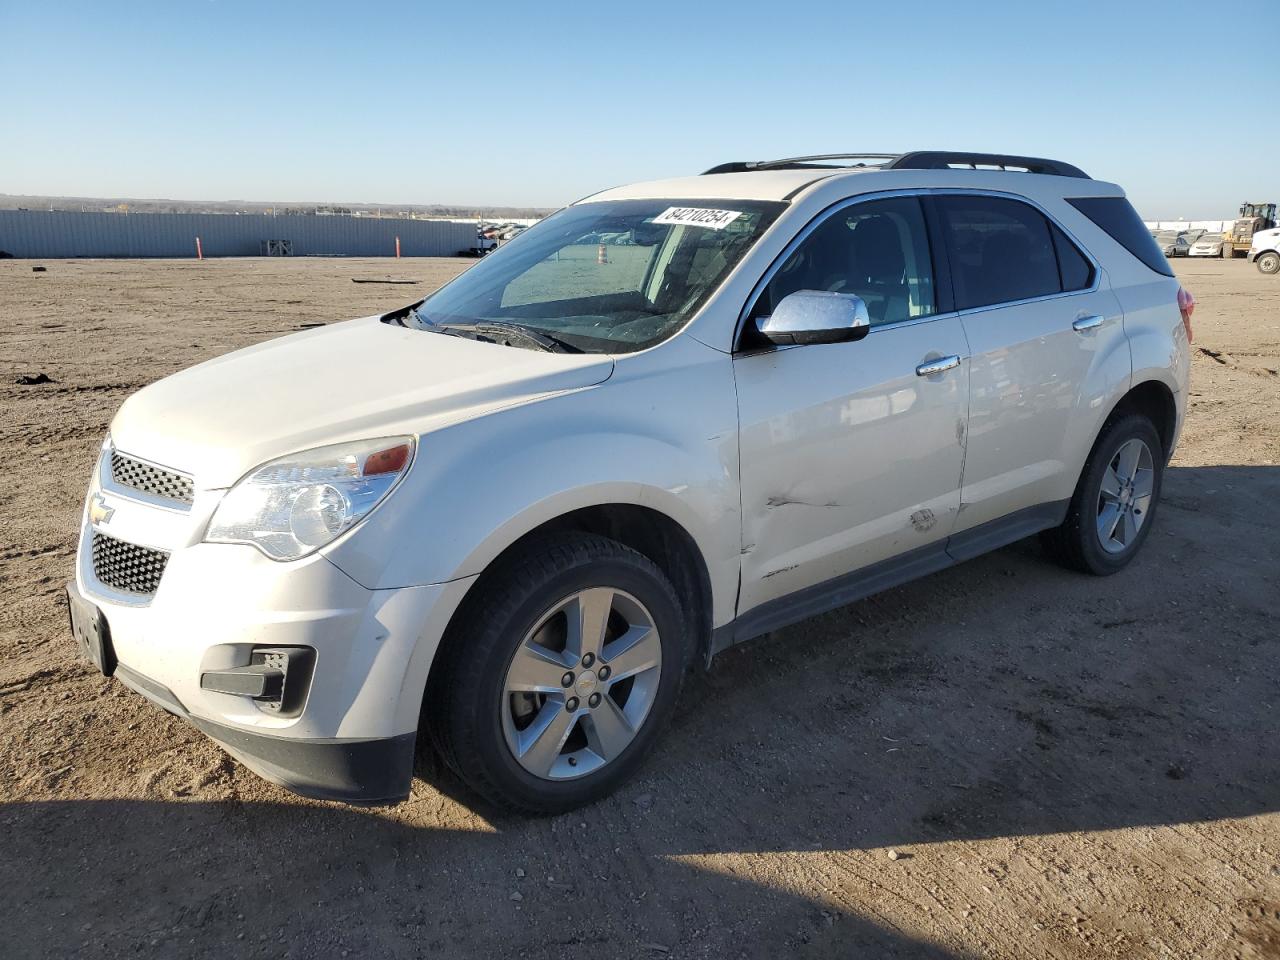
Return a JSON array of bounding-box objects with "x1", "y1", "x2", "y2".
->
[
  {"x1": 108, "y1": 652, "x2": 417, "y2": 804},
  {"x1": 73, "y1": 514, "x2": 475, "y2": 803}
]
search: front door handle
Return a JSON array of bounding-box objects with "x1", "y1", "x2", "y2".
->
[
  {"x1": 916, "y1": 355, "x2": 961, "y2": 377},
  {"x1": 1072, "y1": 314, "x2": 1106, "y2": 332}
]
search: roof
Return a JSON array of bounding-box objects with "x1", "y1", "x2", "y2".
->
[
  {"x1": 582, "y1": 168, "x2": 866, "y2": 203},
  {"x1": 579, "y1": 151, "x2": 1106, "y2": 205},
  {"x1": 582, "y1": 167, "x2": 1122, "y2": 205}
]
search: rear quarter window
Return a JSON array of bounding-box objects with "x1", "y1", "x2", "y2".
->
[
  {"x1": 1049, "y1": 222, "x2": 1095, "y2": 291},
  {"x1": 1066, "y1": 196, "x2": 1174, "y2": 278}
]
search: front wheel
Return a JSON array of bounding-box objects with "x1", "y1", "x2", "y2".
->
[
  {"x1": 1041, "y1": 414, "x2": 1164, "y2": 575},
  {"x1": 1257, "y1": 251, "x2": 1280, "y2": 275},
  {"x1": 427, "y1": 533, "x2": 687, "y2": 814}
]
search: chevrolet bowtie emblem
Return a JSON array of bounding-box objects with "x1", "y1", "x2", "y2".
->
[{"x1": 89, "y1": 493, "x2": 115, "y2": 526}]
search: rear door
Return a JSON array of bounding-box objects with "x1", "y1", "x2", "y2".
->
[{"x1": 934, "y1": 193, "x2": 1127, "y2": 535}]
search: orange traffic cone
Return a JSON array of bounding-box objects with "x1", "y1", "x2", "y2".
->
[{"x1": 597, "y1": 242, "x2": 609, "y2": 265}]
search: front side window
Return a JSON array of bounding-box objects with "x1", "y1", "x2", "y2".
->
[
  {"x1": 408, "y1": 198, "x2": 784, "y2": 353},
  {"x1": 754, "y1": 196, "x2": 936, "y2": 327},
  {"x1": 936, "y1": 195, "x2": 1064, "y2": 309}
]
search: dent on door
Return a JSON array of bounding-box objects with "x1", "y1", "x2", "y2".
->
[{"x1": 734, "y1": 320, "x2": 970, "y2": 613}]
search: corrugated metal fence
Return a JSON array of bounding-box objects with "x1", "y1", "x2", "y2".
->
[{"x1": 0, "y1": 210, "x2": 477, "y2": 259}]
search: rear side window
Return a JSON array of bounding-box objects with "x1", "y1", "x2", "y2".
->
[
  {"x1": 1067, "y1": 196, "x2": 1174, "y2": 277},
  {"x1": 936, "y1": 196, "x2": 1062, "y2": 309}
]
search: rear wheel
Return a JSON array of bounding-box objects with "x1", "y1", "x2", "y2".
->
[
  {"x1": 1257, "y1": 251, "x2": 1280, "y2": 275},
  {"x1": 427, "y1": 533, "x2": 687, "y2": 814},
  {"x1": 1041, "y1": 414, "x2": 1164, "y2": 575}
]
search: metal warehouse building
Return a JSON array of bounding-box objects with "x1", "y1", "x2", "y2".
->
[{"x1": 0, "y1": 209, "x2": 477, "y2": 259}]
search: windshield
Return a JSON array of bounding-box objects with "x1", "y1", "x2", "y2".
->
[{"x1": 407, "y1": 198, "x2": 785, "y2": 353}]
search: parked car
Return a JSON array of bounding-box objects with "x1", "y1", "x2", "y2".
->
[
  {"x1": 1153, "y1": 229, "x2": 1194, "y2": 257},
  {"x1": 1248, "y1": 226, "x2": 1280, "y2": 274},
  {"x1": 68, "y1": 151, "x2": 1192, "y2": 813},
  {"x1": 1189, "y1": 233, "x2": 1228, "y2": 257}
]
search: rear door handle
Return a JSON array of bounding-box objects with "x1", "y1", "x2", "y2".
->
[
  {"x1": 915, "y1": 355, "x2": 961, "y2": 377},
  {"x1": 1072, "y1": 314, "x2": 1106, "y2": 332}
]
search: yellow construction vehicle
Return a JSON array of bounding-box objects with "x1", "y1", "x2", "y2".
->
[{"x1": 1224, "y1": 202, "x2": 1276, "y2": 258}]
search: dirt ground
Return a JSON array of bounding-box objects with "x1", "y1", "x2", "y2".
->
[{"x1": 1, "y1": 255, "x2": 1277, "y2": 960}]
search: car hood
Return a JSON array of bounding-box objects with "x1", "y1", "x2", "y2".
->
[{"x1": 109, "y1": 315, "x2": 615, "y2": 489}]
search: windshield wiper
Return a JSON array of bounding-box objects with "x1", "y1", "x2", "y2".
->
[
  {"x1": 465, "y1": 321, "x2": 582, "y2": 353},
  {"x1": 412, "y1": 309, "x2": 580, "y2": 353}
]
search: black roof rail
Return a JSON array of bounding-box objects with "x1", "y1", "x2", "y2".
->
[
  {"x1": 702, "y1": 151, "x2": 1090, "y2": 179},
  {"x1": 702, "y1": 153, "x2": 900, "y2": 175},
  {"x1": 887, "y1": 151, "x2": 1090, "y2": 179}
]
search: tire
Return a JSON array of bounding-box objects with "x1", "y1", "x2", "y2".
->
[
  {"x1": 1040, "y1": 413, "x2": 1164, "y2": 576},
  {"x1": 427, "y1": 533, "x2": 688, "y2": 814},
  {"x1": 1257, "y1": 251, "x2": 1280, "y2": 275}
]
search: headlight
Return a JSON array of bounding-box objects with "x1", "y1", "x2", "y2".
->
[{"x1": 205, "y1": 437, "x2": 415, "y2": 560}]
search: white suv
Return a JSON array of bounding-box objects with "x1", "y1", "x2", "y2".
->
[{"x1": 68, "y1": 152, "x2": 1193, "y2": 813}]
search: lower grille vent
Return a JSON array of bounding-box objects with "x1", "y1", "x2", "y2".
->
[{"x1": 91, "y1": 532, "x2": 169, "y2": 597}]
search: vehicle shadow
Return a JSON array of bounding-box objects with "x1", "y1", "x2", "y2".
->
[{"x1": 4, "y1": 464, "x2": 1278, "y2": 959}]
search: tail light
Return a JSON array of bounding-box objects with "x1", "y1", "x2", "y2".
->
[{"x1": 1177, "y1": 286, "x2": 1195, "y2": 343}]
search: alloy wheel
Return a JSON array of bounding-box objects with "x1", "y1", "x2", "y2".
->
[
  {"x1": 1096, "y1": 438, "x2": 1154, "y2": 555},
  {"x1": 501, "y1": 588, "x2": 662, "y2": 780}
]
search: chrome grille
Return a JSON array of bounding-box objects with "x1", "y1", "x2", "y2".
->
[
  {"x1": 91, "y1": 532, "x2": 169, "y2": 596},
  {"x1": 110, "y1": 451, "x2": 194, "y2": 505}
]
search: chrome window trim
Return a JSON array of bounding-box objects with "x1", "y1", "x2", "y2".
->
[{"x1": 733, "y1": 186, "x2": 1105, "y2": 348}]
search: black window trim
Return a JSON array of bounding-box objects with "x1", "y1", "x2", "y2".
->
[{"x1": 927, "y1": 189, "x2": 1102, "y2": 313}]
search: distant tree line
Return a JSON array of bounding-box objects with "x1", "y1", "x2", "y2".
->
[{"x1": 0, "y1": 194, "x2": 556, "y2": 220}]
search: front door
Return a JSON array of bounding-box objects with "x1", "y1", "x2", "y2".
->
[{"x1": 734, "y1": 195, "x2": 970, "y2": 615}]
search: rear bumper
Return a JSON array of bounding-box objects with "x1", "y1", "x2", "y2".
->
[{"x1": 112, "y1": 656, "x2": 417, "y2": 804}]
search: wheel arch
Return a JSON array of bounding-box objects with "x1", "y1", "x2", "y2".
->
[
  {"x1": 423, "y1": 501, "x2": 717, "y2": 717},
  {"x1": 1107, "y1": 378, "x2": 1178, "y2": 463}
]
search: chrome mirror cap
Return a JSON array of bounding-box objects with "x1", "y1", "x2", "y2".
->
[{"x1": 756, "y1": 290, "x2": 870, "y2": 346}]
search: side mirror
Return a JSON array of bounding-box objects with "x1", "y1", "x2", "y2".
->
[{"x1": 756, "y1": 290, "x2": 870, "y2": 346}]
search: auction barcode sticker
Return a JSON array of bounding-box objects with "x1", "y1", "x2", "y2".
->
[{"x1": 652, "y1": 207, "x2": 743, "y2": 230}]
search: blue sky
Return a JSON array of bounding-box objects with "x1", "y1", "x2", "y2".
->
[{"x1": 2, "y1": 0, "x2": 1275, "y2": 217}]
